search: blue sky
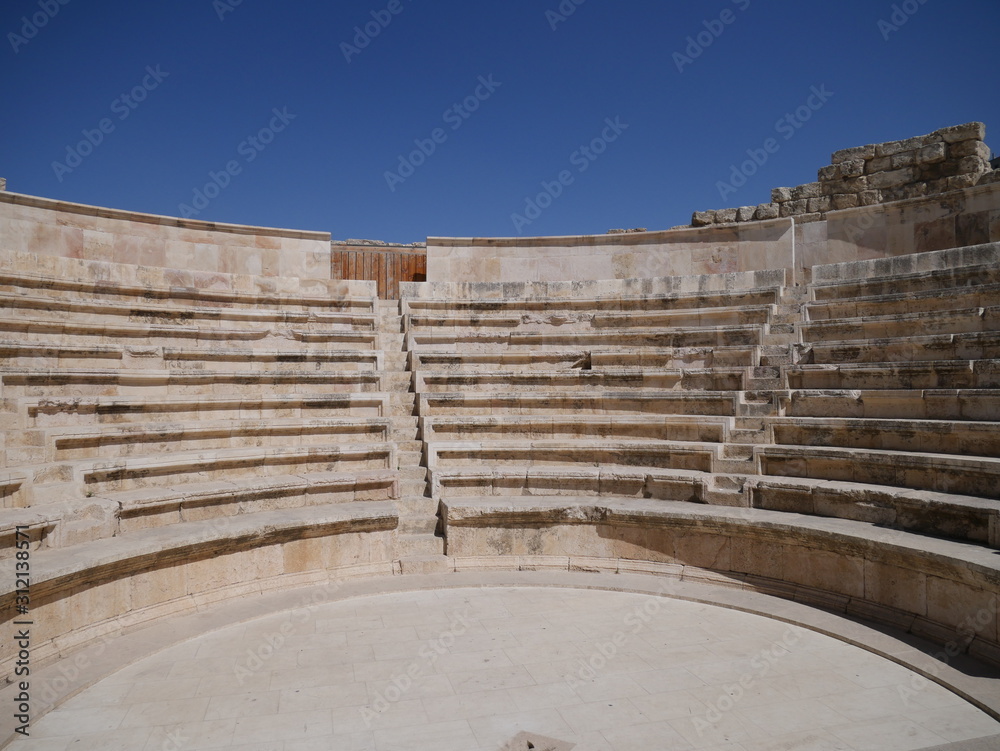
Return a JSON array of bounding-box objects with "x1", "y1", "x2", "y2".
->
[{"x1": 2, "y1": 0, "x2": 998, "y2": 243}]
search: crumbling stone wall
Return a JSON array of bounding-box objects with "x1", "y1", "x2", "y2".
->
[{"x1": 693, "y1": 122, "x2": 997, "y2": 227}]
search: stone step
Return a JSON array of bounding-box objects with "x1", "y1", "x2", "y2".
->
[
  {"x1": 395, "y1": 496, "x2": 440, "y2": 515},
  {"x1": 382, "y1": 373, "x2": 413, "y2": 391},
  {"x1": 393, "y1": 440, "x2": 423, "y2": 453},
  {"x1": 383, "y1": 353, "x2": 408, "y2": 369},
  {"x1": 399, "y1": 450, "x2": 423, "y2": 465},
  {"x1": 396, "y1": 533, "x2": 445, "y2": 557},
  {"x1": 398, "y1": 515, "x2": 439, "y2": 534},
  {"x1": 399, "y1": 467, "x2": 427, "y2": 483},
  {"x1": 400, "y1": 478, "x2": 429, "y2": 495}
]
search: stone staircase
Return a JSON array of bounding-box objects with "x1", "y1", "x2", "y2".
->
[{"x1": 377, "y1": 299, "x2": 448, "y2": 571}]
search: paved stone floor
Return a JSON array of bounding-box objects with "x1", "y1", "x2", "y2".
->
[{"x1": 10, "y1": 587, "x2": 1000, "y2": 751}]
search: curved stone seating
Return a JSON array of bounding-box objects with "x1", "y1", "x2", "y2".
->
[
  {"x1": 765, "y1": 416, "x2": 1000, "y2": 456},
  {"x1": 805, "y1": 283, "x2": 1000, "y2": 321},
  {"x1": 426, "y1": 440, "x2": 721, "y2": 473},
  {"x1": 0, "y1": 368, "x2": 385, "y2": 397},
  {"x1": 407, "y1": 305, "x2": 773, "y2": 331},
  {"x1": 411, "y1": 346, "x2": 762, "y2": 370},
  {"x1": 809, "y1": 242, "x2": 1000, "y2": 300},
  {"x1": 418, "y1": 391, "x2": 756, "y2": 417},
  {"x1": 431, "y1": 466, "x2": 746, "y2": 505},
  {"x1": 757, "y1": 445, "x2": 1000, "y2": 499},
  {"x1": 748, "y1": 476, "x2": 999, "y2": 547},
  {"x1": 42, "y1": 417, "x2": 391, "y2": 460},
  {"x1": 421, "y1": 414, "x2": 731, "y2": 442},
  {"x1": 787, "y1": 360, "x2": 1000, "y2": 389},
  {"x1": 18, "y1": 393, "x2": 390, "y2": 428},
  {"x1": 800, "y1": 307, "x2": 1000, "y2": 343},
  {"x1": 800, "y1": 331, "x2": 1000, "y2": 365},
  {"x1": 415, "y1": 368, "x2": 745, "y2": 393},
  {"x1": 407, "y1": 326, "x2": 765, "y2": 352},
  {"x1": 440, "y1": 497, "x2": 1000, "y2": 667},
  {"x1": 782, "y1": 389, "x2": 1000, "y2": 420},
  {"x1": 0, "y1": 502, "x2": 398, "y2": 681},
  {"x1": 112, "y1": 469, "x2": 399, "y2": 533}
]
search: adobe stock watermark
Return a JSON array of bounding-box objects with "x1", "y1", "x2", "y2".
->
[
  {"x1": 51, "y1": 65, "x2": 170, "y2": 183},
  {"x1": 566, "y1": 578, "x2": 680, "y2": 691},
  {"x1": 546, "y1": 0, "x2": 586, "y2": 31},
  {"x1": 693, "y1": 625, "x2": 805, "y2": 736},
  {"x1": 878, "y1": 0, "x2": 930, "y2": 41},
  {"x1": 213, "y1": 0, "x2": 246, "y2": 22},
  {"x1": 673, "y1": 0, "x2": 751, "y2": 73},
  {"x1": 384, "y1": 74, "x2": 502, "y2": 192},
  {"x1": 177, "y1": 107, "x2": 296, "y2": 219},
  {"x1": 7, "y1": 0, "x2": 71, "y2": 54},
  {"x1": 509, "y1": 116, "x2": 629, "y2": 234},
  {"x1": 341, "y1": 0, "x2": 414, "y2": 64},
  {"x1": 360, "y1": 607, "x2": 473, "y2": 725},
  {"x1": 716, "y1": 84, "x2": 834, "y2": 201}
]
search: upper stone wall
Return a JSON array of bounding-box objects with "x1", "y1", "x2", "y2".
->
[
  {"x1": 693, "y1": 122, "x2": 997, "y2": 227},
  {"x1": 0, "y1": 190, "x2": 333, "y2": 283}
]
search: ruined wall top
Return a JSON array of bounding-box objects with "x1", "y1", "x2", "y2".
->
[{"x1": 692, "y1": 122, "x2": 997, "y2": 227}]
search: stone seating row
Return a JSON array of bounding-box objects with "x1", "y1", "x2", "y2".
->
[
  {"x1": 786, "y1": 360, "x2": 1000, "y2": 389},
  {"x1": 0, "y1": 254, "x2": 379, "y2": 312},
  {"x1": 0, "y1": 501, "x2": 399, "y2": 681},
  {"x1": 805, "y1": 283, "x2": 1000, "y2": 321},
  {"x1": 440, "y1": 497, "x2": 1000, "y2": 667},
  {"x1": 405, "y1": 305, "x2": 774, "y2": 331},
  {"x1": 799, "y1": 331, "x2": 1000, "y2": 365},
  {"x1": 0, "y1": 368, "x2": 388, "y2": 397},
  {"x1": 417, "y1": 390, "x2": 760, "y2": 417},
  {"x1": 429, "y1": 466, "x2": 999, "y2": 546},
  {"x1": 781, "y1": 388, "x2": 1000, "y2": 420},
  {"x1": 401, "y1": 286, "x2": 782, "y2": 314},
  {"x1": 0, "y1": 291, "x2": 377, "y2": 328},
  {"x1": 414, "y1": 368, "x2": 746, "y2": 393},
  {"x1": 9, "y1": 393, "x2": 391, "y2": 429},
  {"x1": 0, "y1": 342, "x2": 384, "y2": 370},
  {"x1": 800, "y1": 307, "x2": 1000, "y2": 343},
  {"x1": 809, "y1": 241, "x2": 1000, "y2": 299},
  {"x1": 9, "y1": 441, "x2": 395, "y2": 502},
  {"x1": 410, "y1": 346, "x2": 776, "y2": 370},
  {"x1": 0, "y1": 319, "x2": 380, "y2": 349},
  {"x1": 420, "y1": 413, "x2": 1000, "y2": 457},
  {"x1": 406, "y1": 325, "x2": 768, "y2": 351},
  {"x1": 424, "y1": 438, "x2": 1000, "y2": 500},
  {"x1": 4, "y1": 417, "x2": 393, "y2": 465}
]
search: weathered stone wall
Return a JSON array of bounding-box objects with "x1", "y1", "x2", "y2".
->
[
  {"x1": 693, "y1": 122, "x2": 995, "y2": 227},
  {"x1": 0, "y1": 190, "x2": 334, "y2": 282}
]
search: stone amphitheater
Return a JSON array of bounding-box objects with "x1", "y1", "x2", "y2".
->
[{"x1": 2, "y1": 122, "x2": 1000, "y2": 751}]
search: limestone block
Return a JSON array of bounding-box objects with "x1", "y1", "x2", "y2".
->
[
  {"x1": 839, "y1": 160, "x2": 865, "y2": 178},
  {"x1": 869, "y1": 167, "x2": 917, "y2": 189},
  {"x1": 937, "y1": 121, "x2": 986, "y2": 143},
  {"x1": 817, "y1": 165, "x2": 840, "y2": 181},
  {"x1": 866, "y1": 156, "x2": 892, "y2": 173},
  {"x1": 917, "y1": 143, "x2": 947, "y2": 165},
  {"x1": 754, "y1": 203, "x2": 780, "y2": 220},
  {"x1": 715, "y1": 208, "x2": 738, "y2": 224},
  {"x1": 779, "y1": 200, "x2": 809, "y2": 218},
  {"x1": 736, "y1": 206, "x2": 756, "y2": 222},
  {"x1": 832, "y1": 144, "x2": 876, "y2": 163},
  {"x1": 691, "y1": 210, "x2": 717, "y2": 227},
  {"x1": 891, "y1": 151, "x2": 917, "y2": 169},
  {"x1": 949, "y1": 140, "x2": 992, "y2": 160},
  {"x1": 771, "y1": 187, "x2": 793, "y2": 203},
  {"x1": 807, "y1": 196, "x2": 832, "y2": 214},
  {"x1": 791, "y1": 182, "x2": 823, "y2": 200},
  {"x1": 875, "y1": 136, "x2": 925, "y2": 158}
]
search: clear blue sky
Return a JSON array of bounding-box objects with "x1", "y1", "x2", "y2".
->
[{"x1": 2, "y1": 0, "x2": 998, "y2": 243}]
